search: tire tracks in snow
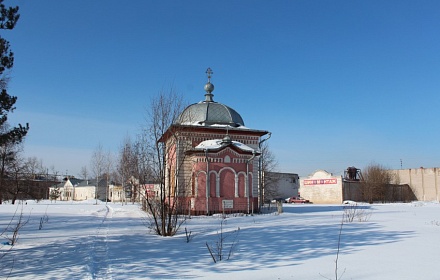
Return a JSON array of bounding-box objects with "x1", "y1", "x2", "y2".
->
[{"x1": 88, "y1": 204, "x2": 114, "y2": 280}]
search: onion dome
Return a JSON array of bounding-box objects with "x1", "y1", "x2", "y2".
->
[{"x1": 175, "y1": 68, "x2": 245, "y2": 127}]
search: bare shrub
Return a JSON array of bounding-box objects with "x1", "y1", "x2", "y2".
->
[
  {"x1": 321, "y1": 203, "x2": 372, "y2": 279},
  {"x1": 343, "y1": 203, "x2": 372, "y2": 223},
  {"x1": 143, "y1": 195, "x2": 187, "y2": 236},
  {"x1": 320, "y1": 216, "x2": 346, "y2": 280},
  {"x1": 184, "y1": 227, "x2": 193, "y2": 243},
  {"x1": 39, "y1": 208, "x2": 49, "y2": 230},
  {"x1": 1, "y1": 203, "x2": 29, "y2": 246},
  {"x1": 206, "y1": 219, "x2": 240, "y2": 263}
]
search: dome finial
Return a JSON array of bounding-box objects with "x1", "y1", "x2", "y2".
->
[
  {"x1": 204, "y1": 67, "x2": 215, "y2": 102},
  {"x1": 206, "y1": 67, "x2": 213, "y2": 82},
  {"x1": 221, "y1": 130, "x2": 232, "y2": 145}
]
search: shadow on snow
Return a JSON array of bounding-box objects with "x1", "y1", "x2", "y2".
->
[{"x1": 0, "y1": 204, "x2": 414, "y2": 279}]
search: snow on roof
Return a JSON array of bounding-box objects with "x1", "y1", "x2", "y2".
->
[
  {"x1": 195, "y1": 139, "x2": 222, "y2": 149},
  {"x1": 178, "y1": 122, "x2": 250, "y2": 129},
  {"x1": 210, "y1": 124, "x2": 250, "y2": 129},
  {"x1": 195, "y1": 139, "x2": 256, "y2": 152}
]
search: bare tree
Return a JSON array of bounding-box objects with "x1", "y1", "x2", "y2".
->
[
  {"x1": 0, "y1": 124, "x2": 21, "y2": 203},
  {"x1": 134, "y1": 133, "x2": 155, "y2": 187},
  {"x1": 0, "y1": 132, "x2": 49, "y2": 203},
  {"x1": 117, "y1": 136, "x2": 139, "y2": 204},
  {"x1": 91, "y1": 143, "x2": 105, "y2": 203},
  {"x1": 117, "y1": 139, "x2": 129, "y2": 204},
  {"x1": 140, "y1": 87, "x2": 187, "y2": 236},
  {"x1": 2, "y1": 155, "x2": 53, "y2": 203},
  {"x1": 133, "y1": 137, "x2": 159, "y2": 202},
  {"x1": 22, "y1": 157, "x2": 50, "y2": 200},
  {"x1": 79, "y1": 166, "x2": 88, "y2": 180},
  {"x1": 25, "y1": 157, "x2": 44, "y2": 175},
  {"x1": 260, "y1": 141, "x2": 279, "y2": 202},
  {"x1": 103, "y1": 150, "x2": 114, "y2": 203},
  {"x1": 361, "y1": 163, "x2": 394, "y2": 203},
  {"x1": 5, "y1": 153, "x2": 25, "y2": 204}
]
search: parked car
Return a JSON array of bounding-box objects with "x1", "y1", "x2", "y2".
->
[
  {"x1": 286, "y1": 196, "x2": 310, "y2": 204},
  {"x1": 270, "y1": 197, "x2": 286, "y2": 203}
]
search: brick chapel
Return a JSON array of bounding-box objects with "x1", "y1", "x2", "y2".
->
[{"x1": 159, "y1": 68, "x2": 270, "y2": 215}]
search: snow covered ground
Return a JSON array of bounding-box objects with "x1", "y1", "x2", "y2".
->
[{"x1": 0, "y1": 200, "x2": 439, "y2": 279}]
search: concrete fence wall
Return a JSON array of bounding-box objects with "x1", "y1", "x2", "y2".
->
[{"x1": 390, "y1": 167, "x2": 440, "y2": 202}]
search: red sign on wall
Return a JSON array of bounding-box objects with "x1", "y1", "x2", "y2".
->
[{"x1": 303, "y1": 178, "x2": 338, "y2": 185}]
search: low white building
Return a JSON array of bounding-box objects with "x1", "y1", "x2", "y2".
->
[
  {"x1": 300, "y1": 170, "x2": 343, "y2": 204},
  {"x1": 109, "y1": 184, "x2": 125, "y2": 202},
  {"x1": 49, "y1": 178, "x2": 82, "y2": 201},
  {"x1": 49, "y1": 178, "x2": 108, "y2": 201}
]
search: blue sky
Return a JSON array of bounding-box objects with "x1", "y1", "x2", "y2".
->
[{"x1": 5, "y1": 0, "x2": 440, "y2": 177}]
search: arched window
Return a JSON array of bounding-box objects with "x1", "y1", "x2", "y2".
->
[{"x1": 224, "y1": 155, "x2": 231, "y2": 163}]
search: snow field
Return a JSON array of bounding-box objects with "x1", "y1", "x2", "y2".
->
[{"x1": 0, "y1": 200, "x2": 439, "y2": 279}]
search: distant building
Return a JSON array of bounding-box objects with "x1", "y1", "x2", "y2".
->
[
  {"x1": 49, "y1": 178, "x2": 108, "y2": 201},
  {"x1": 264, "y1": 172, "x2": 299, "y2": 201},
  {"x1": 108, "y1": 184, "x2": 125, "y2": 202},
  {"x1": 301, "y1": 167, "x2": 418, "y2": 204},
  {"x1": 300, "y1": 170, "x2": 344, "y2": 204},
  {"x1": 49, "y1": 176, "x2": 162, "y2": 203}
]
